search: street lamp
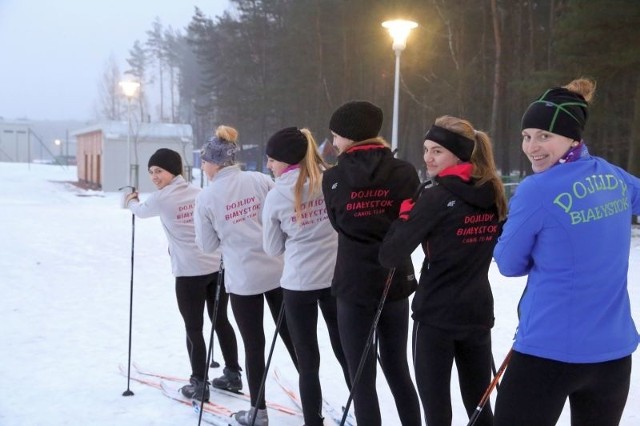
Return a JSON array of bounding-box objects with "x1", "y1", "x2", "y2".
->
[
  {"x1": 119, "y1": 78, "x2": 141, "y2": 187},
  {"x1": 54, "y1": 139, "x2": 62, "y2": 156},
  {"x1": 382, "y1": 19, "x2": 418, "y2": 155},
  {"x1": 53, "y1": 138, "x2": 64, "y2": 165}
]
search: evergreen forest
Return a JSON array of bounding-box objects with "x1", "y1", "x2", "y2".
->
[{"x1": 103, "y1": 0, "x2": 640, "y2": 176}]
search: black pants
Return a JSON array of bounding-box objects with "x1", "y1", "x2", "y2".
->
[
  {"x1": 283, "y1": 288, "x2": 351, "y2": 426},
  {"x1": 412, "y1": 323, "x2": 494, "y2": 426},
  {"x1": 495, "y1": 351, "x2": 631, "y2": 426},
  {"x1": 337, "y1": 297, "x2": 421, "y2": 426},
  {"x1": 175, "y1": 272, "x2": 240, "y2": 381},
  {"x1": 230, "y1": 287, "x2": 299, "y2": 409}
]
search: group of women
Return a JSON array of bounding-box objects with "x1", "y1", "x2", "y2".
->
[{"x1": 126, "y1": 77, "x2": 640, "y2": 426}]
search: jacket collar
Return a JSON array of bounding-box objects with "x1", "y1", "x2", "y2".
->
[
  {"x1": 438, "y1": 163, "x2": 473, "y2": 181},
  {"x1": 344, "y1": 137, "x2": 389, "y2": 154}
]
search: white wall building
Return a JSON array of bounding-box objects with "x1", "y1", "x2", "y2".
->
[{"x1": 73, "y1": 121, "x2": 193, "y2": 193}]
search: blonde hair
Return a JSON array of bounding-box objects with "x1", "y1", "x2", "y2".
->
[
  {"x1": 207, "y1": 125, "x2": 238, "y2": 168},
  {"x1": 293, "y1": 128, "x2": 330, "y2": 224},
  {"x1": 563, "y1": 77, "x2": 596, "y2": 103},
  {"x1": 215, "y1": 125, "x2": 239, "y2": 143},
  {"x1": 434, "y1": 115, "x2": 507, "y2": 221}
]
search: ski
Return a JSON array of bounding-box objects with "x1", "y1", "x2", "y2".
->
[
  {"x1": 131, "y1": 362, "x2": 300, "y2": 416},
  {"x1": 273, "y1": 367, "x2": 356, "y2": 426},
  {"x1": 160, "y1": 380, "x2": 235, "y2": 417},
  {"x1": 273, "y1": 368, "x2": 301, "y2": 408},
  {"x1": 118, "y1": 364, "x2": 234, "y2": 420},
  {"x1": 192, "y1": 400, "x2": 234, "y2": 426}
]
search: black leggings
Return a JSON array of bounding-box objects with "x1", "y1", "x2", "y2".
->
[
  {"x1": 230, "y1": 287, "x2": 298, "y2": 409},
  {"x1": 494, "y1": 351, "x2": 631, "y2": 426},
  {"x1": 412, "y1": 323, "x2": 494, "y2": 426},
  {"x1": 283, "y1": 288, "x2": 351, "y2": 426},
  {"x1": 175, "y1": 272, "x2": 240, "y2": 381},
  {"x1": 337, "y1": 297, "x2": 421, "y2": 426}
]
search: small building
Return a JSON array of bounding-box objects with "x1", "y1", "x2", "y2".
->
[
  {"x1": 0, "y1": 121, "x2": 30, "y2": 162},
  {"x1": 0, "y1": 119, "x2": 82, "y2": 165},
  {"x1": 73, "y1": 121, "x2": 193, "y2": 193}
]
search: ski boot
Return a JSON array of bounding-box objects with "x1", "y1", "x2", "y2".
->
[
  {"x1": 233, "y1": 407, "x2": 268, "y2": 426},
  {"x1": 211, "y1": 366, "x2": 242, "y2": 392},
  {"x1": 180, "y1": 376, "x2": 210, "y2": 402}
]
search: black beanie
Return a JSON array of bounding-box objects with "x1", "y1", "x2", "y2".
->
[
  {"x1": 329, "y1": 100, "x2": 383, "y2": 142},
  {"x1": 148, "y1": 148, "x2": 183, "y2": 176},
  {"x1": 521, "y1": 87, "x2": 588, "y2": 141},
  {"x1": 266, "y1": 127, "x2": 308, "y2": 164}
]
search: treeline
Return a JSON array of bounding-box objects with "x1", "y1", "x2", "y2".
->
[{"x1": 105, "y1": 0, "x2": 640, "y2": 176}]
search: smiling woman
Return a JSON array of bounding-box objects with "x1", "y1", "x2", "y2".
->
[
  {"x1": 123, "y1": 146, "x2": 241, "y2": 404},
  {"x1": 493, "y1": 78, "x2": 640, "y2": 426},
  {"x1": 147, "y1": 148, "x2": 184, "y2": 189},
  {"x1": 521, "y1": 129, "x2": 577, "y2": 173}
]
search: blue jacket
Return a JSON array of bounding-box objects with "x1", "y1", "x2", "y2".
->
[{"x1": 494, "y1": 153, "x2": 640, "y2": 363}]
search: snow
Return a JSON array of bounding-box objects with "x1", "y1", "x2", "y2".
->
[{"x1": 0, "y1": 162, "x2": 638, "y2": 425}]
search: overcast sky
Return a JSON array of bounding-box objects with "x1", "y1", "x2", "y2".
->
[{"x1": 0, "y1": 0, "x2": 230, "y2": 121}]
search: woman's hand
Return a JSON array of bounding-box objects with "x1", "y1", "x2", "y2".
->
[{"x1": 124, "y1": 191, "x2": 139, "y2": 206}]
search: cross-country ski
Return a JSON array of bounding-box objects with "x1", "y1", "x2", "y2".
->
[
  {"x1": 273, "y1": 367, "x2": 357, "y2": 426},
  {"x1": 131, "y1": 362, "x2": 300, "y2": 416}
]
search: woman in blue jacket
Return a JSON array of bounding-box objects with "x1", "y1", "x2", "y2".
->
[{"x1": 493, "y1": 78, "x2": 640, "y2": 426}]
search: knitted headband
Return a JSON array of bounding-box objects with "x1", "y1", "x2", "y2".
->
[
  {"x1": 201, "y1": 136, "x2": 238, "y2": 166},
  {"x1": 521, "y1": 87, "x2": 588, "y2": 141},
  {"x1": 424, "y1": 125, "x2": 475, "y2": 162},
  {"x1": 266, "y1": 127, "x2": 308, "y2": 165}
]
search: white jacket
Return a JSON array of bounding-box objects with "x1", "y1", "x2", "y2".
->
[
  {"x1": 194, "y1": 165, "x2": 283, "y2": 295},
  {"x1": 128, "y1": 175, "x2": 220, "y2": 277},
  {"x1": 262, "y1": 168, "x2": 337, "y2": 291}
]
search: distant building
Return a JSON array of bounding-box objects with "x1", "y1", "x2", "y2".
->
[
  {"x1": 73, "y1": 121, "x2": 193, "y2": 193},
  {"x1": 0, "y1": 121, "x2": 30, "y2": 162},
  {"x1": 0, "y1": 118, "x2": 82, "y2": 165}
]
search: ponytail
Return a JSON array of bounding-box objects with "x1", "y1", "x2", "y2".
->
[{"x1": 293, "y1": 129, "x2": 330, "y2": 224}]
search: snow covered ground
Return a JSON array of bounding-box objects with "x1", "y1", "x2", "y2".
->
[{"x1": 0, "y1": 162, "x2": 638, "y2": 425}]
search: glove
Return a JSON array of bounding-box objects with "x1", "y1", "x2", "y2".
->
[
  {"x1": 398, "y1": 198, "x2": 415, "y2": 221},
  {"x1": 124, "y1": 191, "x2": 139, "y2": 206}
]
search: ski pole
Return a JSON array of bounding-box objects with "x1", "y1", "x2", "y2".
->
[
  {"x1": 491, "y1": 353, "x2": 499, "y2": 392},
  {"x1": 375, "y1": 334, "x2": 383, "y2": 368},
  {"x1": 466, "y1": 348, "x2": 513, "y2": 426},
  {"x1": 119, "y1": 185, "x2": 136, "y2": 397},
  {"x1": 209, "y1": 267, "x2": 221, "y2": 369},
  {"x1": 210, "y1": 355, "x2": 220, "y2": 368},
  {"x1": 197, "y1": 258, "x2": 224, "y2": 426},
  {"x1": 249, "y1": 301, "x2": 286, "y2": 426},
  {"x1": 340, "y1": 268, "x2": 396, "y2": 426}
]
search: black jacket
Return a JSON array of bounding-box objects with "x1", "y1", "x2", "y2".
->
[
  {"x1": 322, "y1": 139, "x2": 420, "y2": 306},
  {"x1": 380, "y1": 166, "x2": 501, "y2": 329}
]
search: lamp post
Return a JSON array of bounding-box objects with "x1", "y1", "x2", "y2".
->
[
  {"x1": 54, "y1": 139, "x2": 62, "y2": 156},
  {"x1": 53, "y1": 138, "x2": 65, "y2": 165},
  {"x1": 382, "y1": 19, "x2": 418, "y2": 156},
  {"x1": 119, "y1": 79, "x2": 141, "y2": 187}
]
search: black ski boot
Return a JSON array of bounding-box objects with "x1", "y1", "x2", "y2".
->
[
  {"x1": 180, "y1": 376, "x2": 210, "y2": 401},
  {"x1": 211, "y1": 367, "x2": 242, "y2": 392}
]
